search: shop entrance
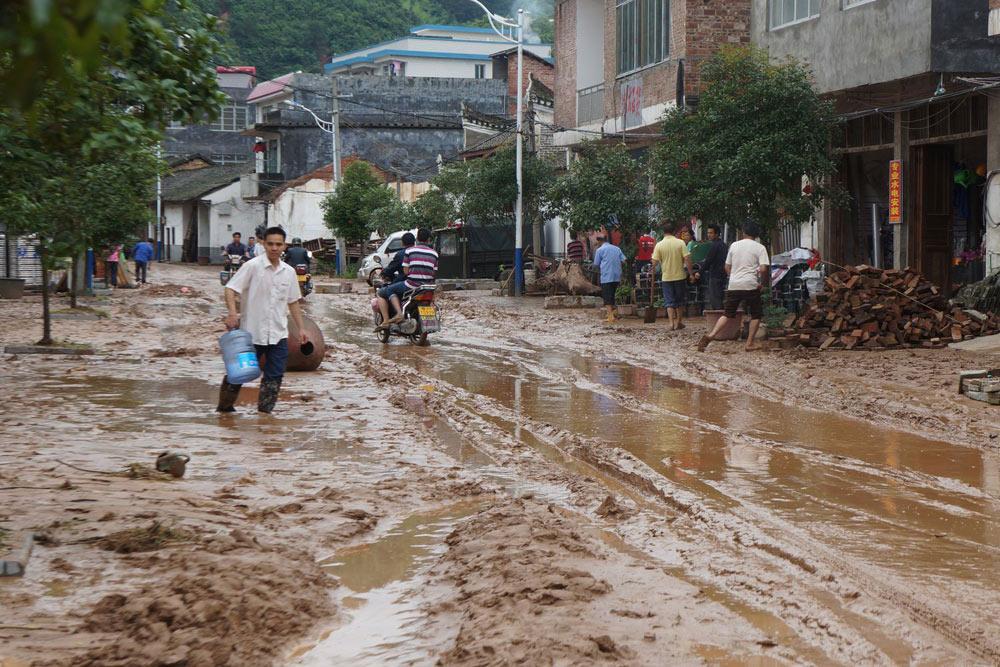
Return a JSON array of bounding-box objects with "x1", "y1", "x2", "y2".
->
[{"x1": 912, "y1": 144, "x2": 953, "y2": 295}]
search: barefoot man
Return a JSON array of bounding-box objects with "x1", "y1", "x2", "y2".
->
[{"x1": 698, "y1": 220, "x2": 770, "y2": 352}]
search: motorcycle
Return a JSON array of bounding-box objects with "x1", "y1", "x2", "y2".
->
[
  {"x1": 295, "y1": 263, "x2": 313, "y2": 297},
  {"x1": 370, "y1": 278, "x2": 440, "y2": 346},
  {"x1": 219, "y1": 254, "x2": 245, "y2": 286}
]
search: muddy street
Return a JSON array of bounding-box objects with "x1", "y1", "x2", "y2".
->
[{"x1": 2, "y1": 263, "x2": 999, "y2": 666}]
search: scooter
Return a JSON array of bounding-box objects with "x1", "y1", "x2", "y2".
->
[
  {"x1": 295, "y1": 263, "x2": 313, "y2": 297},
  {"x1": 220, "y1": 254, "x2": 245, "y2": 286},
  {"x1": 371, "y1": 281, "x2": 440, "y2": 346}
]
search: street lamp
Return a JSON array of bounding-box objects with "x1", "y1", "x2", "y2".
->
[
  {"x1": 466, "y1": 0, "x2": 525, "y2": 297},
  {"x1": 282, "y1": 98, "x2": 345, "y2": 272}
]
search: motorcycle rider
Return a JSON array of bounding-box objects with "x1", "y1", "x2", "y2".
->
[
  {"x1": 284, "y1": 237, "x2": 311, "y2": 270},
  {"x1": 375, "y1": 228, "x2": 438, "y2": 328},
  {"x1": 224, "y1": 232, "x2": 247, "y2": 259},
  {"x1": 381, "y1": 232, "x2": 415, "y2": 284}
]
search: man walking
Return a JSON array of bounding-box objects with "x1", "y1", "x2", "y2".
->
[
  {"x1": 375, "y1": 228, "x2": 438, "y2": 328},
  {"x1": 217, "y1": 226, "x2": 310, "y2": 414},
  {"x1": 698, "y1": 220, "x2": 770, "y2": 352},
  {"x1": 701, "y1": 224, "x2": 728, "y2": 310},
  {"x1": 651, "y1": 221, "x2": 696, "y2": 331},
  {"x1": 133, "y1": 237, "x2": 155, "y2": 285},
  {"x1": 593, "y1": 235, "x2": 626, "y2": 323}
]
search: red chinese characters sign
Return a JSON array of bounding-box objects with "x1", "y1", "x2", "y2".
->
[{"x1": 888, "y1": 160, "x2": 902, "y2": 224}]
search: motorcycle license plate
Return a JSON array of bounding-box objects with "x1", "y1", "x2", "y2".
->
[{"x1": 418, "y1": 306, "x2": 439, "y2": 332}]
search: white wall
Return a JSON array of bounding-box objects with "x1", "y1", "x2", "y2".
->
[
  {"x1": 575, "y1": 0, "x2": 604, "y2": 89},
  {"x1": 397, "y1": 57, "x2": 487, "y2": 78},
  {"x1": 270, "y1": 177, "x2": 335, "y2": 241},
  {"x1": 207, "y1": 180, "x2": 266, "y2": 251}
]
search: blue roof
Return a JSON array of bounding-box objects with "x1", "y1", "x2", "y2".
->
[
  {"x1": 410, "y1": 24, "x2": 499, "y2": 35},
  {"x1": 325, "y1": 49, "x2": 493, "y2": 72}
]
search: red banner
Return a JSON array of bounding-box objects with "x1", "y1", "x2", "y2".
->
[{"x1": 889, "y1": 160, "x2": 902, "y2": 224}]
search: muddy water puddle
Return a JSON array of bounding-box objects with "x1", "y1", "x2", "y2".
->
[
  {"x1": 294, "y1": 501, "x2": 484, "y2": 666},
  {"x1": 327, "y1": 307, "x2": 1000, "y2": 627}
]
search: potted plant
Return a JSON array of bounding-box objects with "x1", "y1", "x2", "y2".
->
[{"x1": 615, "y1": 281, "x2": 634, "y2": 316}]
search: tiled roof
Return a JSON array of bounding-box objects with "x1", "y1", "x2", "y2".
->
[
  {"x1": 161, "y1": 163, "x2": 246, "y2": 202},
  {"x1": 247, "y1": 73, "x2": 295, "y2": 103}
]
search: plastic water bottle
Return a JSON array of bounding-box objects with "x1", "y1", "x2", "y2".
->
[{"x1": 219, "y1": 329, "x2": 260, "y2": 384}]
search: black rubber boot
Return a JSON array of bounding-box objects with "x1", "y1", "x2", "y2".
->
[
  {"x1": 216, "y1": 377, "x2": 242, "y2": 412},
  {"x1": 257, "y1": 377, "x2": 282, "y2": 414}
]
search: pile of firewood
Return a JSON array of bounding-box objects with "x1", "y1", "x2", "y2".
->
[{"x1": 768, "y1": 265, "x2": 1000, "y2": 350}]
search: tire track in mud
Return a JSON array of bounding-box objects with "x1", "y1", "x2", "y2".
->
[{"x1": 332, "y1": 341, "x2": 976, "y2": 664}]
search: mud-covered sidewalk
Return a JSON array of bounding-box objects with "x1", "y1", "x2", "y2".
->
[{"x1": 1, "y1": 263, "x2": 998, "y2": 666}]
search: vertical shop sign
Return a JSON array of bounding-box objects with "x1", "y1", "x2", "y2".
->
[{"x1": 888, "y1": 160, "x2": 902, "y2": 224}]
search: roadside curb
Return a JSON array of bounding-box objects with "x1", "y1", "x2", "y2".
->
[{"x1": 4, "y1": 345, "x2": 95, "y2": 355}]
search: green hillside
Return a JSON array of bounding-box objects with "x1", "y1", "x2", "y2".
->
[{"x1": 195, "y1": 0, "x2": 552, "y2": 80}]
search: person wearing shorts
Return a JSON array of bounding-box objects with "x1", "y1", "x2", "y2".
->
[
  {"x1": 593, "y1": 235, "x2": 626, "y2": 323},
  {"x1": 651, "y1": 221, "x2": 697, "y2": 331},
  {"x1": 698, "y1": 220, "x2": 770, "y2": 352}
]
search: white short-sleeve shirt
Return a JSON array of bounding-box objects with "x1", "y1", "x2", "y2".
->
[
  {"x1": 225, "y1": 255, "x2": 301, "y2": 345},
  {"x1": 725, "y1": 239, "x2": 770, "y2": 291}
]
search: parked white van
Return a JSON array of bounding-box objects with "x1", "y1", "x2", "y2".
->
[{"x1": 358, "y1": 230, "x2": 418, "y2": 285}]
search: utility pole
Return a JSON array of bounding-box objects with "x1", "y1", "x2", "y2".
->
[
  {"x1": 332, "y1": 76, "x2": 346, "y2": 275},
  {"x1": 514, "y1": 8, "x2": 524, "y2": 297}
]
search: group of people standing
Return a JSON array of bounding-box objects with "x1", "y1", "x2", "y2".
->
[
  {"x1": 573, "y1": 220, "x2": 771, "y2": 351},
  {"x1": 104, "y1": 238, "x2": 155, "y2": 288}
]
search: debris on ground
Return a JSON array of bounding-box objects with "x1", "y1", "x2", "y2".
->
[
  {"x1": 531, "y1": 261, "x2": 601, "y2": 296},
  {"x1": 958, "y1": 369, "x2": 1000, "y2": 405},
  {"x1": 95, "y1": 521, "x2": 194, "y2": 553},
  {"x1": 770, "y1": 265, "x2": 1000, "y2": 350}
]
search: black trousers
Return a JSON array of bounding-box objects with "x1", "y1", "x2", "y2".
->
[
  {"x1": 707, "y1": 276, "x2": 726, "y2": 311},
  {"x1": 135, "y1": 261, "x2": 148, "y2": 284}
]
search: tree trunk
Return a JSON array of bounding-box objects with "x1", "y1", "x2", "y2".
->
[
  {"x1": 70, "y1": 254, "x2": 78, "y2": 309},
  {"x1": 38, "y1": 246, "x2": 52, "y2": 345}
]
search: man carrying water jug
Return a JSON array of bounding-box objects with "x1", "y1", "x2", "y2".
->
[{"x1": 217, "y1": 226, "x2": 310, "y2": 414}]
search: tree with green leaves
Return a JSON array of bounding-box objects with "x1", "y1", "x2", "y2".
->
[
  {"x1": 651, "y1": 46, "x2": 842, "y2": 238},
  {"x1": 321, "y1": 161, "x2": 396, "y2": 243},
  {"x1": 369, "y1": 199, "x2": 423, "y2": 237},
  {"x1": 548, "y1": 141, "x2": 649, "y2": 250},
  {"x1": 0, "y1": 0, "x2": 226, "y2": 344}
]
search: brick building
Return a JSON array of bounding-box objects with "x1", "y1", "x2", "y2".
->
[
  {"x1": 553, "y1": 0, "x2": 750, "y2": 150},
  {"x1": 491, "y1": 48, "x2": 556, "y2": 118}
]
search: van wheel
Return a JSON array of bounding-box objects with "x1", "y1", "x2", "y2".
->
[{"x1": 368, "y1": 269, "x2": 379, "y2": 286}]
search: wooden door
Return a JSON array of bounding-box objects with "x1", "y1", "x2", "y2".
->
[{"x1": 912, "y1": 145, "x2": 953, "y2": 294}]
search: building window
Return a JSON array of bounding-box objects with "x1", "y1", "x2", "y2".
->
[
  {"x1": 769, "y1": 0, "x2": 820, "y2": 29},
  {"x1": 474, "y1": 64, "x2": 486, "y2": 79},
  {"x1": 210, "y1": 102, "x2": 248, "y2": 132},
  {"x1": 843, "y1": 0, "x2": 875, "y2": 7},
  {"x1": 615, "y1": 0, "x2": 669, "y2": 75},
  {"x1": 167, "y1": 119, "x2": 185, "y2": 130},
  {"x1": 264, "y1": 139, "x2": 279, "y2": 173}
]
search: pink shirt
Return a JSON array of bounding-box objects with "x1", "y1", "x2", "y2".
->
[{"x1": 107, "y1": 246, "x2": 121, "y2": 262}]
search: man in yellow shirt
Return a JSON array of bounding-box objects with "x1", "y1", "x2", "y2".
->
[{"x1": 651, "y1": 220, "x2": 698, "y2": 331}]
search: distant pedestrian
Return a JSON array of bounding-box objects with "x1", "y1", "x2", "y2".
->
[
  {"x1": 593, "y1": 235, "x2": 626, "y2": 323},
  {"x1": 680, "y1": 227, "x2": 696, "y2": 254},
  {"x1": 702, "y1": 224, "x2": 727, "y2": 310},
  {"x1": 635, "y1": 230, "x2": 656, "y2": 275},
  {"x1": 566, "y1": 230, "x2": 585, "y2": 263},
  {"x1": 133, "y1": 238, "x2": 155, "y2": 285},
  {"x1": 106, "y1": 245, "x2": 122, "y2": 288},
  {"x1": 698, "y1": 220, "x2": 770, "y2": 352},
  {"x1": 651, "y1": 221, "x2": 697, "y2": 331},
  {"x1": 246, "y1": 235, "x2": 265, "y2": 258}
]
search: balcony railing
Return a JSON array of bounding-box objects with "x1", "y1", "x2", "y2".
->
[{"x1": 576, "y1": 83, "x2": 605, "y2": 127}]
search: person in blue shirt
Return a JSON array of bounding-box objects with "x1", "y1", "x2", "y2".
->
[
  {"x1": 133, "y1": 238, "x2": 155, "y2": 285},
  {"x1": 380, "y1": 232, "x2": 414, "y2": 284},
  {"x1": 593, "y1": 235, "x2": 626, "y2": 323}
]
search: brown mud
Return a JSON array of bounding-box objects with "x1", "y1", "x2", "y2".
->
[{"x1": 0, "y1": 265, "x2": 998, "y2": 665}]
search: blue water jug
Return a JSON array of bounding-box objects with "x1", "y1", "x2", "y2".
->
[{"x1": 219, "y1": 329, "x2": 261, "y2": 384}]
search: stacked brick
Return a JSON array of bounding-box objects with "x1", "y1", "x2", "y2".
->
[{"x1": 769, "y1": 265, "x2": 1000, "y2": 351}]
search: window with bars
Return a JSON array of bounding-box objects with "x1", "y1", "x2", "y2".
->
[
  {"x1": 769, "y1": 0, "x2": 820, "y2": 29},
  {"x1": 475, "y1": 64, "x2": 486, "y2": 79},
  {"x1": 264, "y1": 139, "x2": 279, "y2": 173},
  {"x1": 210, "y1": 103, "x2": 248, "y2": 132},
  {"x1": 615, "y1": 0, "x2": 669, "y2": 75}
]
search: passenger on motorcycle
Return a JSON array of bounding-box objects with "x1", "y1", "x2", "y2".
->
[
  {"x1": 381, "y1": 232, "x2": 415, "y2": 284},
  {"x1": 284, "y1": 237, "x2": 311, "y2": 270},
  {"x1": 376, "y1": 228, "x2": 437, "y2": 328}
]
